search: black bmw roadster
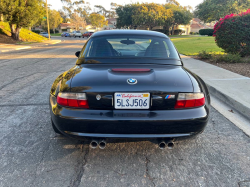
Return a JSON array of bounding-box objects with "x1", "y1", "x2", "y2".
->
[{"x1": 49, "y1": 30, "x2": 210, "y2": 149}]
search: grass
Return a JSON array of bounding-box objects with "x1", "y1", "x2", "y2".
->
[
  {"x1": 0, "y1": 22, "x2": 48, "y2": 42},
  {"x1": 171, "y1": 36, "x2": 224, "y2": 56},
  {"x1": 169, "y1": 35, "x2": 200, "y2": 38},
  {"x1": 50, "y1": 33, "x2": 61, "y2": 36}
]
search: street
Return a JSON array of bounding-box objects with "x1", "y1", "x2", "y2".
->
[{"x1": 0, "y1": 38, "x2": 250, "y2": 187}]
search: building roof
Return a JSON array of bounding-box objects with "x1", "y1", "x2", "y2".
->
[
  {"x1": 107, "y1": 18, "x2": 117, "y2": 24},
  {"x1": 107, "y1": 18, "x2": 117, "y2": 21},
  {"x1": 92, "y1": 30, "x2": 168, "y2": 38},
  {"x1": 192, "y1": 18, "x2": 202, "y2": 23},
  {"x1": 191, "y1": 23, "x2": 204, "y2": 29},
  {"x1": 59, "y1": 23, "x2": 75, "y2": 28}
]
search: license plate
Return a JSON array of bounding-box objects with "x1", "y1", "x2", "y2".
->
[{"x1": 114, "y1": 93, "x2": 150, "y2": 109}]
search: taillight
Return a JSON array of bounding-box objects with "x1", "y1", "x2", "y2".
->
[
  {"x1": 175, "y1": 93, "x2": 205, "y2": 109},
  {"x1": 57, "y1": 93, "x2": 89, "y2": 108}
]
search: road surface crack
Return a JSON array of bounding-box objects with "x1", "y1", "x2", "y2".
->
[
  {"x1": 70, "y1": 143, "x2": 89, "y2": 187},
  {"x1": 145, "y1": 156, "x2": 156, "y2": 187},
  {"x1": 0, "y1": 73, "x2": 37, "y2": 90}
]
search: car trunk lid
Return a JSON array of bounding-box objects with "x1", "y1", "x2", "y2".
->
[{"x1": 70, "y1": 64, "x2": 193, "y2": 110}]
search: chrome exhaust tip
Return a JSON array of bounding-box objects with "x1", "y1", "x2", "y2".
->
[
  {"x1": 99, "y1": 139, "x2": 106, "y2": 149},
  {"x1": 90, "y1": 140, "x2": 98, "y2": 149},
  {"x1": 158, "y1": 141, "x2": 166, "y2": 149},
  {"x1": 167, "y1": 141, "x2": 174, "y2": 149}
]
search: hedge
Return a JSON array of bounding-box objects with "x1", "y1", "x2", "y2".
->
[
  {"x1": 213, "y1": 9, "x2": 250, "y2": 56},
  {"x1": 199, "y1": 29, "x2": 214, "y2": 36},
  {"x1": 32, "y1": 30, "x2": 41, "y2": 34}
]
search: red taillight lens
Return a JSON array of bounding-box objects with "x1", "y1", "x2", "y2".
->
[
  {"x1": 175, "y1": 93, "x2": 205, "y2": 109},
  {"x1": 57, "y1": 93, "x2": 89, "y2": 108}
]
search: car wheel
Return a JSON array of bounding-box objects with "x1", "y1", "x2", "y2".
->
[
  {"x1": 51, "y1": 119, "x2": 62, "y2": 134},
  {"x1": 79, "y1": 36, "x2": 81, "y2": 38}
]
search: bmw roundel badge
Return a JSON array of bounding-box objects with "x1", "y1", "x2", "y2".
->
[
  {"x1": 96, "y1": 94, "x2": 101, "y2": 100},
  {"x1": 127, "y1": 78, "x2": 137, "y2": 85}
]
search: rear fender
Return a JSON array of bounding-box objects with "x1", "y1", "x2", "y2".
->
[{"x1": 50, "y1": 66, "x2": 78, "y2": 96}]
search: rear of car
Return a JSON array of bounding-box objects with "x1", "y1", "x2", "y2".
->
[
  {"x1": 74, "y1": 31, "x2": 82, "y2": 38},
  {"x1": 50, "y1": 30, "x2": 210, "y2": 140},
  {"x1": 40, "y1": 32, "x2": 49, "y2": 38}
]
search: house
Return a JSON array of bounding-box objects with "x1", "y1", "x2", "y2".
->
[
  {"x1": 190, "y1": 18, "x2": 214, "y2": 33},
  {"x1": 58, "y1": 23, "x2": 75, "y2": 33},
  {"x1": 103, "y1": 18, "x2": 117, "y2": 30}
]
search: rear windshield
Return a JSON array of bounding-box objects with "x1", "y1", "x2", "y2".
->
[{"x1": 79, "y1": 35, "x2": 180, "y2": 60}]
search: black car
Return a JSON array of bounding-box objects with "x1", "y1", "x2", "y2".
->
[{"x1": 49, "y1": 30, "x2": 210, "y2": 149}]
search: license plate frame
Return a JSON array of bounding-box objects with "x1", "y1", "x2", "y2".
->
[{"x1": 114, "y1": 93, "x2": 150, "y2": 109}]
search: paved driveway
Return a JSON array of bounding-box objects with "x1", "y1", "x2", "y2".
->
[{"x1": 0, "y1": 39, "x2": 249, "y2": 187}]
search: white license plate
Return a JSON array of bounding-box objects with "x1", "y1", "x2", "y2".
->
[{"x1": 114, "y1": 93, "x2": 150, "y2": 109}]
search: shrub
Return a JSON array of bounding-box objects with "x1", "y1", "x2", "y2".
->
[
  {"x1": 199, "y1": 29, "x2": 214, "y2": 36},
  {"x1": 197, "y1": 50, "x2": 244, "y2": 63},
  {"x1": 213, "y1": 9, "x2": 250, "y2": 57},
  {"x1": 211, "y1": 53, "x2": 242, "y2": 63},
  {"x1": 174, "y1": 29, "x2": 184, "y2": 35},
  {"x1": 197, "y1": 50, "x2": 213, "y2": 59}
]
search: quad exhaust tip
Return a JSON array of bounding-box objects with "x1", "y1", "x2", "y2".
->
[
  {"x1": 158, "y1": 140, "x2": 174, "y2": 149},
  {"x1": 89, "y1": 139, "x2": 107, "y2": 149},
  {"x1": 99, "y1": 140, "x2": 106, "y2": 149},
  {"x1": 90, "y1": 140, "x2": 98, "y2": 149}
]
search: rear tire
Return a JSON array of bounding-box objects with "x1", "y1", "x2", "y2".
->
[{"x1": 51, "y1": 119, "x2": 62, "y2": 134}]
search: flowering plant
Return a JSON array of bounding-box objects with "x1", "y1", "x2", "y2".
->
[{"x1": 213, "y1": 9, "x2": 250, "y2": 56}]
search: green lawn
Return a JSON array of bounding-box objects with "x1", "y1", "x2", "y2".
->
[
  {"x1": 169, "y1": 35, "x2": 200, "y2": 38},
  {"x1": 171, "y1": 36, "x2": 224, "y2": 56},
  {"x1": 50, "y1": 33, "x2": 61, "y2": 36}
]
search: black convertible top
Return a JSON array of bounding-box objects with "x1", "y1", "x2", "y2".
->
[{"x1": 91, "y1": 30, "x2": 169, "y2": 38}]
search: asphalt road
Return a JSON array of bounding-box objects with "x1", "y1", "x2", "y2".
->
[{"x1": 0, "y1": 38, "x2": 250, "y2": 187}]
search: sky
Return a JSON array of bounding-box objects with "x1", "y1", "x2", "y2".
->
[{"x1": 49, "y1": 0, "x2": 203, "y2": 12}]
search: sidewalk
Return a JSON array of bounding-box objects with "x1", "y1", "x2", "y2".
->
[
  {"x1": 181, "y1": 55, "x2": 250, "y2": 120},
  {"x1": 0, "y1": 39, "x2": 61, "y2": 53}
]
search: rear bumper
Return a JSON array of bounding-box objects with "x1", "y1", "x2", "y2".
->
[{"x1": 50, "y1": 94, "x2": 209, "y2": 139}]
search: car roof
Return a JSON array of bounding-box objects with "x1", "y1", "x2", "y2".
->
[{"x1": 91, "y1": 30, "x2": 168, "y2": 38}]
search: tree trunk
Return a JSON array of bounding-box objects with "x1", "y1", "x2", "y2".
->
[
  {"x1": 10, "y1": 24, "x2": 20, "y2": 41},
  {"x1": 0, "y1": 14, "x2": 3, "y2": 22},
  {"x1": 163, "y1": 26, "x2": 170, "y2": 35},
  {"x1": 53, "y1": 28, "x2": 55, "y2": 34}
]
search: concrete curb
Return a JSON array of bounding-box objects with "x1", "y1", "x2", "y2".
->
[
  {"x1": 0, "y1": 40, "x2": 62, "y2": 53},
  {"x1": 206, "y1": 81, "x2": 250, "y2": 121}
]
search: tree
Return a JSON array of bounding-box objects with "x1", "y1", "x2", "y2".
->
[
  {"x1": 94, "y1": 3, "x2": 120, "y2": 18},
  {"x1": 194, "y1": 0, "x2": 250, "y2": 22},
  {"x1": 70, "y1": 13, "x2": 86, "y2": 30},
  {"x1": 132, "y1": 3, "x2": 173, "y2": 30},
  {"x1": 0, "y1": 0, "x2": 45, "y2": 40},
  {"x1": 165, "y1": 2, "x2": 193, "y2": 35},
  {"x1": 49, "y1": 10, "x2": 63, "y2": 33},
  {"x1": 116, "y1": 4, "x2": 139, "y2": 29},
  {"x1": 61, "y1": 0, "x2": 90, "y2": 23},
  {"x1": 89, "y1": 13, "x2": 108, "y2": 29}
]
